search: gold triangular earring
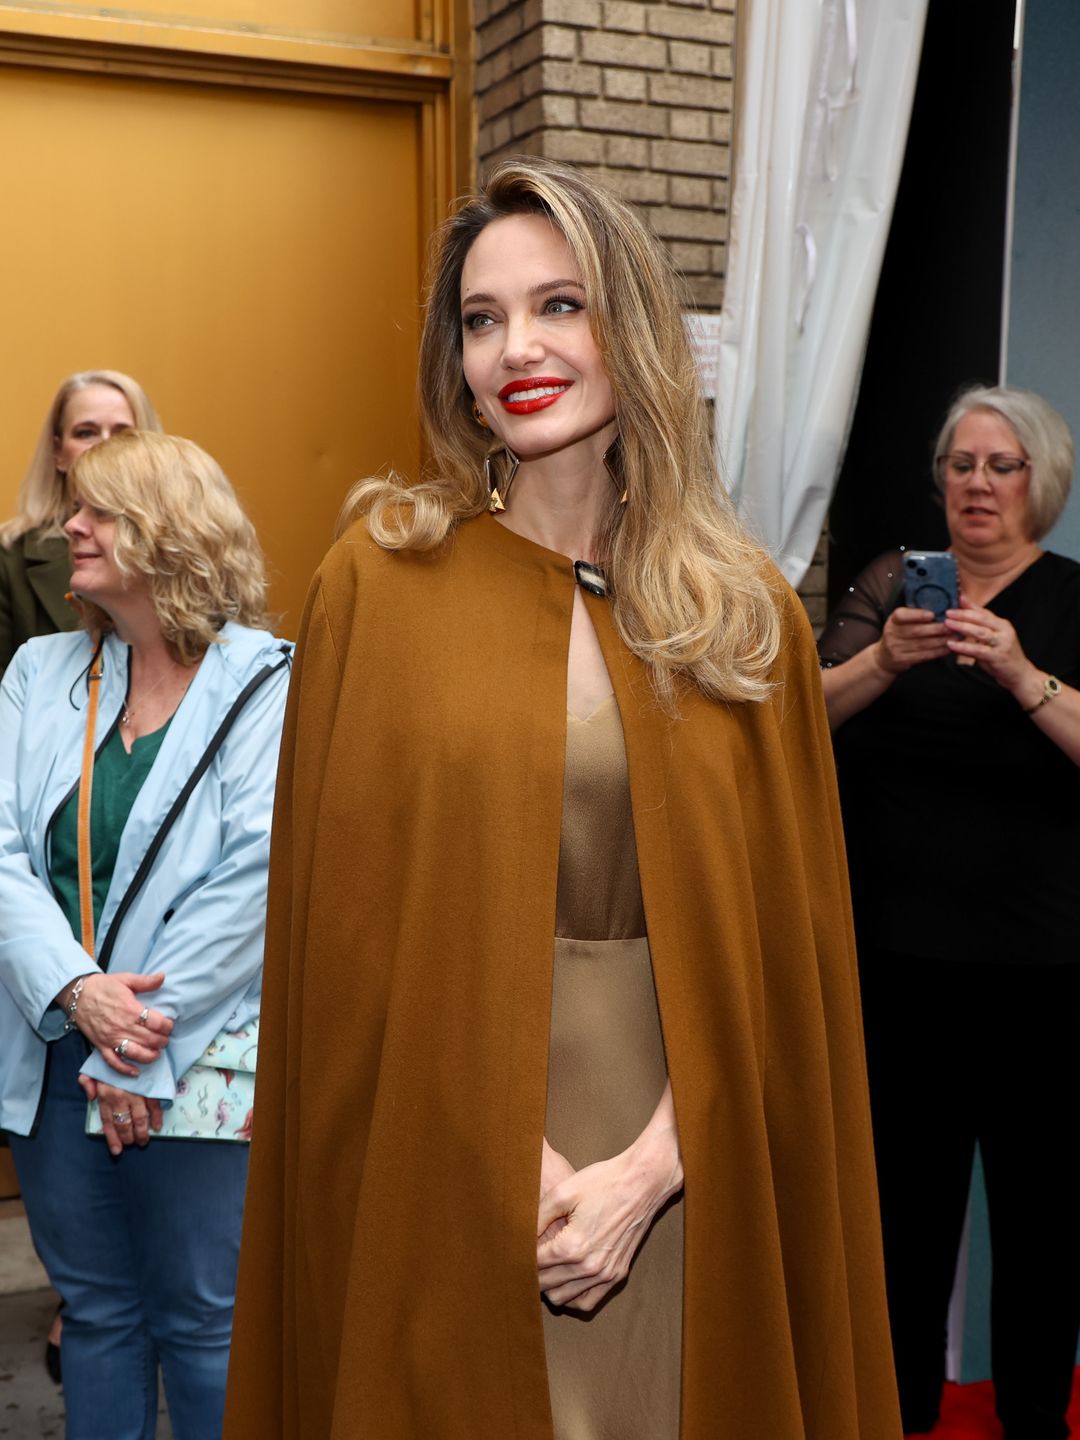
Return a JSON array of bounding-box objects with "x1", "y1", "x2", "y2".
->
[{"x1": 485, "y1": 448, "x2": 520, "y2": 514}]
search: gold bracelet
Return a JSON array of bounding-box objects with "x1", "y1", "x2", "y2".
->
[{"x1": 1024, "y1": 674, "x2": 1061, "y2": 714}]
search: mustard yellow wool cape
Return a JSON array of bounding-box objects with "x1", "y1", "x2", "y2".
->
[{"x1": 225, "y1": 514, "x2": 901, "y2": 1440}]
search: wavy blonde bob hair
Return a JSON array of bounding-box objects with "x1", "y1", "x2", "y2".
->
[
  {"x1": 0, "y1": 370, "x2": 161, "y2": 546},
  {"x1": 932, "y1": 384, "x2": 1074, "y2": 541},
  {"x1": 341, "y1": 157, "x2": 780, "y2": 705},
  {"x1": 69, "y1": 430, "x2": 269, "y2": 663}
]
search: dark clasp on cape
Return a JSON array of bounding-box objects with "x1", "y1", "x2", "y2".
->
[{"x1": 573, "y1": 561, "x2": 608, "y2": 598}]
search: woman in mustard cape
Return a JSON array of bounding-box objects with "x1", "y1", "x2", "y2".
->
[{"x1": 226, "y1": 158, "x2": 901, "y2": 1440}]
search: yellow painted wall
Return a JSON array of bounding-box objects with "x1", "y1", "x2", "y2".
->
[{"x1": 0, "y1": 66, "x2": 425, "y2": 633}]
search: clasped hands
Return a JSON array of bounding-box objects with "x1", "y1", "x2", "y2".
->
[
  {"x1": 55, "y1": 970, "x2": 173, "y2": 1156},
  {"x1": 537, "y1": 1132, "x2": 683, "y2": 1314}
]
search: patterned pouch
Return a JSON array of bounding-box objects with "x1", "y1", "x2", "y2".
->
[{"x1": 85, "y1": 1018, "x2": 258, "y2": 1143}]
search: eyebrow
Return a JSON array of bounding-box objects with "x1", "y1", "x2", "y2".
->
[{"x1": 461, "y1": 278, "x2": 585, "y2": 307}]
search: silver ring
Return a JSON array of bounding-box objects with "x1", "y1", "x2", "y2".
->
[
  {"x1": 111, "y1": 1111, "x2": 131, "y2": 1125},
  {"x1": 114, "y1": 1038, "x2": 131, "y2": 1058},
  {"x1": 136, "y1": 1008, "x2": 150, "y2": 1027}
]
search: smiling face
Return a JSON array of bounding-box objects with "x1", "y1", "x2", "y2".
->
[
  {"x1": 54, "y1": 384, "x2": 136, "y2": 477},
  {"x1": 460, "y1": 213, "x2": 617, "y2": 465},
  {"x1": 943, "y1": 409, "x2": 1034, "y2": 559},
  {"x1": 64, "y1": 497, "x2": 131, "y2": 611}
]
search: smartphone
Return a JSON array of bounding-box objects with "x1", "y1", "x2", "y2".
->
[{"x1": 901, "y1": 551, "x2": 958, "y2": 621}]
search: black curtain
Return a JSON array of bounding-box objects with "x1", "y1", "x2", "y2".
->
[{"x1": 827, "y1": 0, "x2": 1017, "y2": 606}]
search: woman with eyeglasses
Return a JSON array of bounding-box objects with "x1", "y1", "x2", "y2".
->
[{"x1": 819, "y1": 385, "x2": 1080, "y2": 1440}]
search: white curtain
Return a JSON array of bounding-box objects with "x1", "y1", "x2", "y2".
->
[{"x1": 717, "y1": 0, "x2": 929, "y2": 587}]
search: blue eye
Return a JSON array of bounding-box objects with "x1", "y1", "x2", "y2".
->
[
  {"x1": 462, "y1": 312, "x2": 493, "y2": 331},
  {"x1": 544, "y1": 295, "x2": 583, "y2": 315}
]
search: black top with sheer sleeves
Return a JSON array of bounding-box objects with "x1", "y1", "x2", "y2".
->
[
  {"x1": 818, "y1": 549, "x2": 906, "y2": 668},
  {"x1": 818, "y1": 548, "x2": 1080, "y2": 966}
]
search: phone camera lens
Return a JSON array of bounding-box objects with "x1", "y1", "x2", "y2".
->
[{"x1": 916, "y1": 566, "x2": 927, "y2": 577}]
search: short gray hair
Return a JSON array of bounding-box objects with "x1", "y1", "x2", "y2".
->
[{"x1": 933, "y1": 384, "x2": 1074, "y2": 541}]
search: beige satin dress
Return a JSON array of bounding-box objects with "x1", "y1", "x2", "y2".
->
[{"x1": 542, "y1": 695, "x2": 684, "y2": 1440}]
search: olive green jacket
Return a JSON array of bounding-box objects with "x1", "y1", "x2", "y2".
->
[{"x1": 0, "y1": 529, "x2": 76, "y2": 678}]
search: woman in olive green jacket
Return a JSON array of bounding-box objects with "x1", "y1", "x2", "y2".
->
[{"x1": 0, "y1": 370, "x2": 161, "y2": 676}]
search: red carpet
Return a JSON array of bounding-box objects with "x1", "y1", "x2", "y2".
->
[{"x1": 905, "y1": 1369, "x2": 1080, "y2": 1438}]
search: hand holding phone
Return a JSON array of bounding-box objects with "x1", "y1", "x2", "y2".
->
[{"x1": 874, "y1": 553, "x2": 955, "y2": 675}]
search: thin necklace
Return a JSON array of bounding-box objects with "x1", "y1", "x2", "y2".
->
[{"x1": 121, "y1": 665, "x2": 192, "y2": 729}]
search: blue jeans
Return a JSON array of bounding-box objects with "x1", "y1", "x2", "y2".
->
[{"x1": 9, "y1": 1033, "x2": 249, "y2": 1440}]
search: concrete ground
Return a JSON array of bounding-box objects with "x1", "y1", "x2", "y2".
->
[{"x1": 0, "y1": 1199, "x2": 172, "y2": 1438}]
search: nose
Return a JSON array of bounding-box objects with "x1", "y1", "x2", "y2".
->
[
  {"x1": 64, "y1": 507, "x2": 87, "y2": 539},
  {"x1": 969, "y1": 458, "x2": 994, "y2": 487},
  {"x1": 501, "y1": 312, "x2": 544, "y2": 370}
]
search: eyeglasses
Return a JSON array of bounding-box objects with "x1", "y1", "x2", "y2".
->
[{"x1": 936, "y1": 452, "x2": 1031, "y2": 483}]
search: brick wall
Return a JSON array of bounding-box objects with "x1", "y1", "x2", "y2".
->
[{"x1": 474, "y1": 0, "x2": 734, "y2": 312}]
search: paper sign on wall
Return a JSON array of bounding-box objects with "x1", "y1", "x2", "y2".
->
[{"x1": 687, "y1": 312, "x2": 723, "y2": 401}]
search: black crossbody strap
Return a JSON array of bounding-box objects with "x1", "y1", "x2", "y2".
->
[{"x1": 97, "y1": 646, "x2": 291, "y2": 972}]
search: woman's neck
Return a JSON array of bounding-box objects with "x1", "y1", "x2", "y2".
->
[
  {"x1": 494, "y1": 430, "x2": 617, "y2": 562},
  {"x1": 107, "y1": 595, "x2": 172, "y2": 665},
  {"x1": 952, "y1": 540, "x2": 1042, "y2": 606},
  {"x1": 105, "y1": 599, "x2": 203, "y2": 745}
]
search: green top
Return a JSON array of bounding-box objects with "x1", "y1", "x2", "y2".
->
[{"x1": 49, "y1": 720, "x2": 171, "y2": 944}]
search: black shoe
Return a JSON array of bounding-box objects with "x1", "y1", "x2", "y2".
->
[{"x1": 44, "y1": 1338, "x2": 61, "y2": 1385}]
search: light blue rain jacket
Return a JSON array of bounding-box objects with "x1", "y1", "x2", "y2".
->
[{"x1": 0, "y1": 623, "x2": 292, "y2": 1135}]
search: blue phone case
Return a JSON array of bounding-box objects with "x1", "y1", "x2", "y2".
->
[{"x1": 902, "y1": 551, "x2": 958, "y2": 621}]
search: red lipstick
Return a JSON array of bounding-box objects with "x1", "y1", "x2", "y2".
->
[{"x1": 497, "y1": 377, "x2": 573, "y2": 414}]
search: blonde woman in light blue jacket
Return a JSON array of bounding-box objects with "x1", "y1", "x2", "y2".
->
[{"x1": 0, "y1": 430, "x2": 291, "y2": 1440}]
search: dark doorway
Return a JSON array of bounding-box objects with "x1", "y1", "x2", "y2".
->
[{"x1": 826, "y1": 0, "x2": 1018, "y2": 605}]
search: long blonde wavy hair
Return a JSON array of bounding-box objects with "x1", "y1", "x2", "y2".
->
[
  {"x1": 341, "y1": 157, "x2": 780, "y2": 705},
  {"x1": 69, "y1": 431, "x2": 269, "y2": 663},
  {"x1": 0, "y1": 370, "x2": 161, "y2": 546}
]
